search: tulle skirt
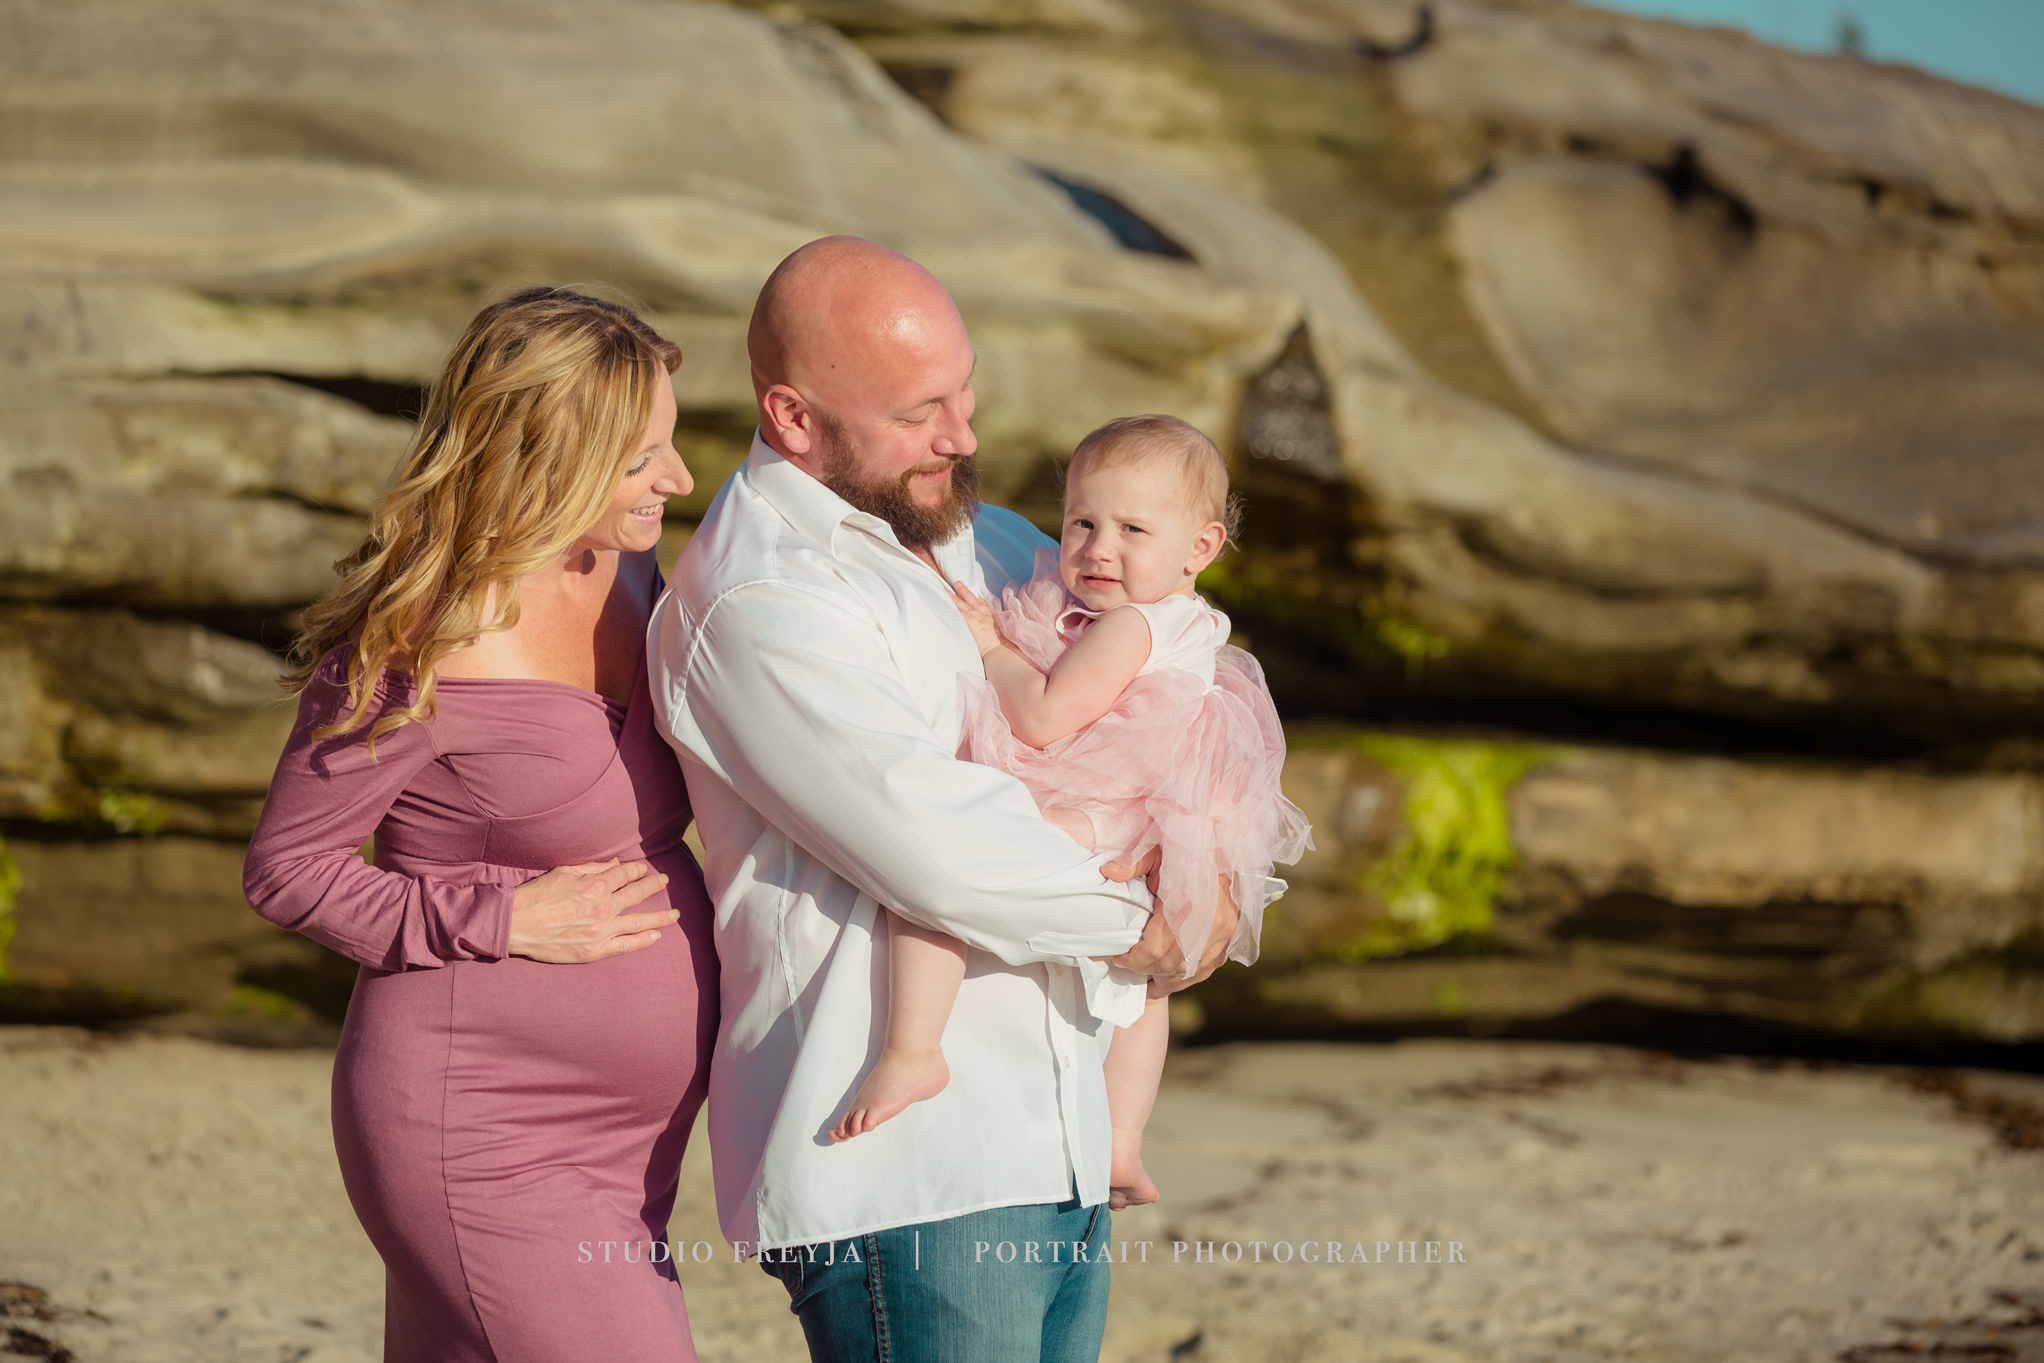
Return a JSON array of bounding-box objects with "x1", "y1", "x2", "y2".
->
[{"x1": 959, "y1": 564, "x2": 1311, "y2": 977}]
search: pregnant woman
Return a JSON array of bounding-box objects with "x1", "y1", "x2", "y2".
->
[{"x1": 244, "y1": 288, "x2": 717, "y2": 1361}]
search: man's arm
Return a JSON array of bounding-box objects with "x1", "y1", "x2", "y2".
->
[{"x1": 658, "y1": 578, "x2": 1148, "y2": 963}]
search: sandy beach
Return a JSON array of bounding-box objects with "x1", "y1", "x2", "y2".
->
[{"x1": 1, "y1": 1027, "x2": 2039, "y2": 1362}]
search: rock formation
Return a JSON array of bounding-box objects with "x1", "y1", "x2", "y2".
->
[
  {"x1": 857, "y1": 0, "x2": 2044, "y2": 743},
  {"x1": 1263, "y1": 734, "x2": 2044, "y2": 1043},
  {"x1": 0, "y1": 0, "x2": 1302, "y2": 1014},
  {"x1": 0, "y1": 0, "x2": 2040, "y2": 1036}
]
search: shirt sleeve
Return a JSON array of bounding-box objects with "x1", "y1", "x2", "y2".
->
[
  {"x1": 972, "y1": 504, "x2": 1056, "y2": 597},
  {"x1": 242, "y1": 664, "x2": 514, "y2": 971},
  {"x1": 660, "y1": 578, "x2": 1148, "y2": 965}
]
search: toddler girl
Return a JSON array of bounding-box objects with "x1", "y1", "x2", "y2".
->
[{"x1": 829, "y1": 415, "x2": 1310, "y2": 1205}]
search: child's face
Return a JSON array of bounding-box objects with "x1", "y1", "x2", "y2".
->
[{"x1": 1059, "y1": 456, "x2": 1227, "y2": 611}]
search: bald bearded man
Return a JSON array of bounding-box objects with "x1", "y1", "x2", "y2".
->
[{"x1": 648, "y1": 237, "x2": 1240, "y2": 1361}]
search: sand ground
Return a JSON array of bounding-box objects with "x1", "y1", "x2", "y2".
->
[{"x1": 1, "y1": 1028, "x2": 2039, "y2": 1362}]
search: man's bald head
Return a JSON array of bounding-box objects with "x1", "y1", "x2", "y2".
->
[
  {"x1": 746, "y1": 237, "x2": 981, "y2": 555},
  {"x1": 748, "y1": 236, "x2": 965, "y2": 408}
]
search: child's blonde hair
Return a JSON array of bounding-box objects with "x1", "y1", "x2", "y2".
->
[{"x1": 1068, "y1": 415, "x2": 1242, "y2": 542}]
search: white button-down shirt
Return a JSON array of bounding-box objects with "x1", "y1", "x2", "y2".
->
[{"x1": 649, "y1": 435, "x2": 1152, "y2": 1252}]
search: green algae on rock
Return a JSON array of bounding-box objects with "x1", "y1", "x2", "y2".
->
[
  {"x1": 0, "y1": 834, "x2": 19, "y2": 985},
  {"x1": 1340, "y1": 735, "x2": 1543, "y2": 960}
]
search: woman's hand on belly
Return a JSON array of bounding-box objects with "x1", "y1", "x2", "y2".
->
[{"x1": 508, "y1": 858, "x2": 678, "y2": 963}]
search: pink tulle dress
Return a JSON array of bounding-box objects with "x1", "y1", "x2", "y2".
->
[{"x1": 961, "y1": 551, "x2": 1312, "y2": 976}]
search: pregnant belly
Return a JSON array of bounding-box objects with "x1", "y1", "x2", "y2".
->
[{"x1": 334, "y1": 846, "x2": 717, "y2": 1184}]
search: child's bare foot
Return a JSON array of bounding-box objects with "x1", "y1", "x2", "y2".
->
[
  {"x1": 1107, "y1": 1126, "x2": 1160, "y2": 1208},
  {"x1": 829, "y1": 1045, "x2": 949, "y2": 1142}
]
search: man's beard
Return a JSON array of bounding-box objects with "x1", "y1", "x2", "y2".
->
[{"x1": 815, "y1": 412, "x2": 980, "y2": 550}]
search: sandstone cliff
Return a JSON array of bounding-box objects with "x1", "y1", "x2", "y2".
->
[{"x1": 1, "y1": 0, "x2": 2039, "y2": 1039}]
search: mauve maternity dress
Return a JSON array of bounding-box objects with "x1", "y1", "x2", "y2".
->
[{"x1": 243, "y1": 644, "x2": 718, "y2": 1362}]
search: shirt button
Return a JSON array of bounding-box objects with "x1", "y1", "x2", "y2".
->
[
  {"x1": 1050, "y1": 962, "x2": 1064, "y2": 975},
  {"x1": 1064, "y1": 1055, "x2": 1073, "y2": 1068}
]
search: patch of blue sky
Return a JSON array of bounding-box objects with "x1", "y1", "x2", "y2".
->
[{"x1": 1584, "y1": 0, "x2": 2043, "y2": 108}]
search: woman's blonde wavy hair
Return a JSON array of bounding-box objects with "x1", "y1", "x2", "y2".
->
[{"x1": 288, "y1": 286, "x2": 682, "y2": 749}]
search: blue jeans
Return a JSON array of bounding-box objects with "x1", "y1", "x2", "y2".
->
[{"x1": 759, "y1": 1191, "x2": 1111, "y2": 1362}]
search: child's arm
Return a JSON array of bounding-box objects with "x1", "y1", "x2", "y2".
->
[{"x1": 951, "y1": 581, "x2": 1150, "y2": 749}]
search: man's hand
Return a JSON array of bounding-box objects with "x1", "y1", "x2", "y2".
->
[
  {"x1": 1101, "y1": 851, "x2": 1237, "y2": 995},
  {"x1": 1099, "y1": 846, "x2": 1160, "y2": 886},
  {"x1": 950, "y1": 580, "x2": 1005, "y2": 657}
]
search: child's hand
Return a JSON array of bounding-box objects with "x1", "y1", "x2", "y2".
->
[{"x1": 950, "y1": 581, "x2": 1004, "y2": 657}]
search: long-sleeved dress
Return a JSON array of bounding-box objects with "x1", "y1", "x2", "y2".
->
[{"x1": 244, "y1": 643, "x2": 717, "y2": 1363}]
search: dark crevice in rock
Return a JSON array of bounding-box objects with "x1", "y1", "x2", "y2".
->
[
  {"x1": 1551, "y1": 893, "x2": 1911, "y2": 961},
  {"x1": 1031, "y1": 168, "x2": 1195, "y2": 260},
  {"x1": 1182, "y1": 983, "x2": 2044, "y2": 1074},
  {"x1": 121, "y1": 604, "x2": 305, "y2": 661},
  {"x1": 1355, "y1": 4, "x2": 1433, "y2": 62},
  {"x1": 0, "y1": 974, "x2": 168, "y2": 1028},
  {"x1": 1236, "y1": 324, "x2": 1342, "y2": 480},
  {"x1": 1838, "y1": 172, "x2": 2033, "y2": 238},
  {"x1": 230, "y1": 485, "x2": 371, "y2": 523},
  {"x1": 1240, "y1": 546, "x2": 2044, "y2": 754},
  {"x1": 878, "y1": 62, "x2": 957, "y2": 126},
  {"x1": 1170, "y1": 3, "x2": 1367, "y2": 78},
  {"x1": 259, "y1": 373, "x2": 428, "y2": 422},
  {"x1": 1660, "y1": 106, "x2": 2025, "y2": 237},
  {"x1": 238, "y1": 949, "x2": 360, "y2": 1026},
  {"x1": 1256, "y1": 636, "x2": 2044, "y2": 759},
  {"x1": 1447, "y1": 161, "x2": 1498, "y2": 201},
  {"x1": 1, "y1": 1325, "x2": 75, "y2": 1363},
  {"x1": 0, "y1": 1286, "x2": 58, "y2": 1327},
  {"x1": 11, "y1": 598, "x2": 307, "y2": 661},
  {"x1": 1649, "y1": 144, "x2": 1757, "y2": 239},
  {"x1": 1213, "y1": 326, "x2": 1378, "y2": 677}
]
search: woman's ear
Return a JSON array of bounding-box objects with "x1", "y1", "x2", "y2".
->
[{"x1": 1184, "y1": 521, "x2": 1228, "y2": 577}]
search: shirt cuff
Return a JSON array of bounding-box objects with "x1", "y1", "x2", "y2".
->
[
  {"x1": 1077, "y1": 958, "x2": 1149, "y2": 1029},
  {"x1": 1026, "y1": 927, "x2": 1146, "y2": 960}
]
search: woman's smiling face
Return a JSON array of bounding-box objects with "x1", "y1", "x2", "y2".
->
[
  {"x1": 1058, "y1": 456, "x2": 1224, "y2": 611},
  {"x1": 578, "y1": 375, "x2": 693, "y2": 556}
]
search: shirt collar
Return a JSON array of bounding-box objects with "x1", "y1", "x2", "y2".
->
[{"x1": 742, "y1": 430, "x2": 977, "y2": 580}]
